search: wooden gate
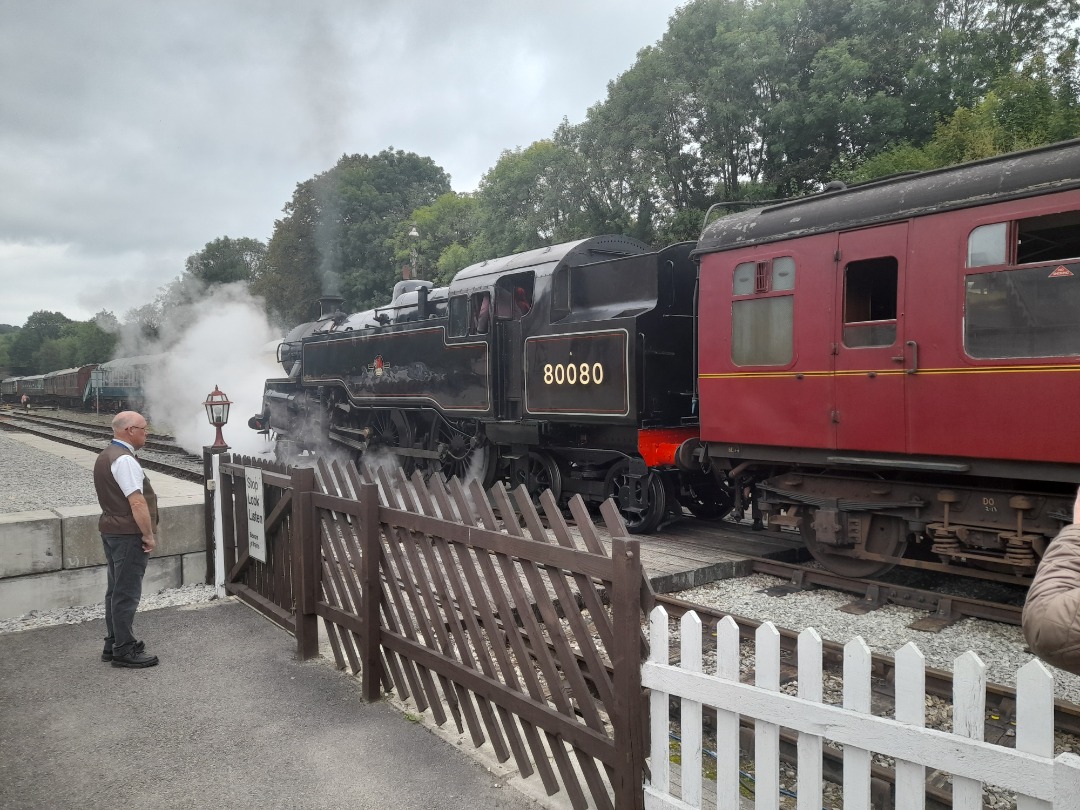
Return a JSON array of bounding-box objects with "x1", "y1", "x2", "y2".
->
[
  {"x1": 216, "y1": 453, "x2": 650, "y2": 810},
  {"x1": 217, "y1": 455, "x2": 306, "y2": 636}
]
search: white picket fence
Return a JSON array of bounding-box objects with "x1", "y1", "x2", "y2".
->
[{"x1": 642, "y1": 606, "x2": 1080, "y2": 810}]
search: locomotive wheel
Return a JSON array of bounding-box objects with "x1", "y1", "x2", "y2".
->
[
  {"x1": 680, "y1": 477, "x2": 735, "y2": 520},
  {"x1": 514, "y1": 451, "x2": 563, "y2": 505},
  {"x1": 603, "y1": 460, "x2": 667, "y2": 534},
  {"x1": 359, "y1": 409, "x2": 416, "y2": 476},
  {"x1": 801, "y1": 511, "x2": 908, "y2": 577},
  {"x1": 427, "y1": 420, "x2": 496, "y2": 488}
]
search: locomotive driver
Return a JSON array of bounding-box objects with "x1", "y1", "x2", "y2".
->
[{"x1": 93, "y1": 411, "x2": 160, "y2": 668}]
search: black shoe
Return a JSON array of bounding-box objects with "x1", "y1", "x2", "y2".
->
[
  {"x1": 111, "y1": 649, "x2": 158, "y2": 668},
  {"x1": 101, "y1": 640, "x2": 144, "y2": 662}
]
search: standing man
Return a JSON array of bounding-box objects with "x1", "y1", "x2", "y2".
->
[
  {"x1": 20, "y1": 393, "x2": 28, "y2": 411},
  {"x1": 94, "y1": 411, "x2": 160, "y2": 668}
]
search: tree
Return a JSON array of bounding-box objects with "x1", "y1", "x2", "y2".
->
[
  {"x1": 8, "y1": 311, "x2": 71, "y2": 374},
  {"x1": 184, "y1": 236, "x2": 267, "y2": 287},
  {"x1": 389, "y1": 192, "x2": 483, "y2": 286},
  {"x1": 255, "y1": 149, "x2": 451, "y2": 325}
]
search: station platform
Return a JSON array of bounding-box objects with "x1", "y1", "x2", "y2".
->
[
  {"x1": 0, "y1": 598, "x2": 544, "y2": 810},
  {"x1": 0, "y1": 431, "x2": 205, "y2": 619}
]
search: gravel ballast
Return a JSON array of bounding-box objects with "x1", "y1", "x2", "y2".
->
[
  {"x1": 676, "y1": 573, "x2": 1080, "y2": 704},
  {"x1": 0, "y1": 432, "x2": 101, "y2": 512}
]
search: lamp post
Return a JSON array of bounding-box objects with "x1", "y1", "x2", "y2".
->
[
  {"x1": 408, "y1": 225, "x2": 419, "y2": 280},
  {"x1": 203, "y1": 385, "x2": 232, "y2": 452}
]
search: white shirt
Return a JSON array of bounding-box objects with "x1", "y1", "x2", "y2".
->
[{"x1": 109, "y1": 439, "x2": 145, "y2": 498}]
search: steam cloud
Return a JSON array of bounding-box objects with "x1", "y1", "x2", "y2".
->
[{"x1": 139, "y1": 284, "x2": 282, "y2": 456}]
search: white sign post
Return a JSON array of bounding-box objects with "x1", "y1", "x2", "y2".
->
[{"x1": 245, "y1": 467, "x2": 267, "y2": 563}]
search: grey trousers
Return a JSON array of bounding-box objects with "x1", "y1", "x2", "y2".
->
[{"x1": 102, "y1": 534, "x2": 149, "y2": 656}]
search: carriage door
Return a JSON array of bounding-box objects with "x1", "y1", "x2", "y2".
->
[{"x1": 832, "y1": 224, "x2": 909, "y2": 453}]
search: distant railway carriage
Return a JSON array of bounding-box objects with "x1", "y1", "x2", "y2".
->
[
  {"x1": 0, "y1": 377, "x2": 20, "y2": 400},
  {"x1": 692, "y1": 138, "x2": 1080, "y2": 578},
  {"x1": 42, "y1": 364, "x2": 97, "y2": 408},
  {"x1": 90, "y1": 355, "x2": 157, "y2": 412}
]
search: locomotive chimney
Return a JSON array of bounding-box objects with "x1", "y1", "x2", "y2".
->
[{"x1": 317, "y1": 296, "x2": 345, "y2": 319}]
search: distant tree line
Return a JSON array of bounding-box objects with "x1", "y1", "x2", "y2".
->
[
  {"x1": 0, "y1": 311, "x2": 118, "y2": 377},
  {"x1": 12, "y1": 0, "x2": 1079, "y2": 370}
]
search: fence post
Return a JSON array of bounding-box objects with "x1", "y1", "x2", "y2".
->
[
  {"x1": 359, "y1": 481, "x2": 382, "y2": 702},
  {"x1": 202, "y1": 447, "x2": 215, "y2": 585},
  {"x1": 291, "y1": 466, "x2": 319, "y2": 660},
  {"x1": 611, "y1": 536, "x2": 646, "y2": 810},
  {"x1": 219, "y1": 455, "x2": 237, "y2": 577}
]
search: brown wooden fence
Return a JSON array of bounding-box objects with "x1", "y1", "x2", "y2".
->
[{"x1": 217, "y1": 454, "x2": 651, "y2": 810}]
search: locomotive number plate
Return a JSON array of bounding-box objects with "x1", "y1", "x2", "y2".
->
[{"x1": 524, "y1": 330, "x2": 629, "y2": 416}]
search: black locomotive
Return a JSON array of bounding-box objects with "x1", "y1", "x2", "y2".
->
[{"x1": 251, "y1": 235, "x2": 728, "y2": 531}]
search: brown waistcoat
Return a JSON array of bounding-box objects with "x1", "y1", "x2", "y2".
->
[{"x1": 94, "y1": 442, "x2": 159, "y2": 535}]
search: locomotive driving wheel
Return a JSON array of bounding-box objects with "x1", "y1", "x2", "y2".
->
[
  {"x1": 358, "y1": 409, "x2": 416, "y2": 476},
  {"x1": 426, "y1": 419, "x2": 496, "y2": 488},
  {"x1": 603, "y1": 460, "x2": 667, "y2": 534},
  {"x1": 801, "y1": 510, "x2": 908, "y2": 577}
]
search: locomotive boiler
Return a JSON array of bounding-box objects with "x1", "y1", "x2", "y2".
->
[
  {"x1": 252, "y1": 235, "x2": 727, "y2": 532},
  {"x1": 690, "y1": 138, "x2": 1080, "y2": 580}
]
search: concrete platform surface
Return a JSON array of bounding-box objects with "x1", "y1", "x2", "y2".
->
[{"x1": 0, "y1": 599, "x2": 542, "y2": 810}]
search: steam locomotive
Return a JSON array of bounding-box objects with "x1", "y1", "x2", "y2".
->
[
  {"x1": 252, "y1": 236, "x2": 721, "y2": 533},
  {"x1": 253, "y1": 139, "x2": 1080, "y2": 580}
]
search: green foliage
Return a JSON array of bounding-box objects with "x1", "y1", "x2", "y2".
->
[
  {"x1": 841, "y1": 54, "x2": 1080, "y2": 182},
  {"x1": 388, "y1": 192, "x2": 483, "y2": 286},
  {"x1": 185, "y1": 236, "x2": 267, "y2": 287},
  {"x1": 3, "y1": 310, "x2": 117, "y2": 375},
  {"x1": 255, "y1": 149, "x2": 451, "y2": 325}
]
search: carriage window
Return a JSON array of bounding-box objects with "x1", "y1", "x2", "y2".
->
[
  {"x1": 448, "y1": 295, "x2": 469, "y2": 337},
  {"x1": 1018, "y1": 210, "x2": 1080, "y2": 264},
  {"x1": 968, "y1": 211, "x2": 1080, "y2": 267},
  {"x1": 965, "y1": 265, "x2": 1080, "y2": 358},
  {"x1": 733, "y1": 262, "x2": 755, "y2": 295},
  {"x1": 772, "y1": 256, "x2": 795, "y2": 291},
  {"x1": 732, "y1": 297, "x2": 793, "y2": 366},
  {"x1": 968, "y1": 223, "x2": 1008, "y2": 267},
  {"x1": 843, "y1": 257, "x2": 897, "y2": 348}
]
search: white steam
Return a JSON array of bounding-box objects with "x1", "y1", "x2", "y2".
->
[{"x1": 141, "y1": 284, "x2": 282, "y2": 456}]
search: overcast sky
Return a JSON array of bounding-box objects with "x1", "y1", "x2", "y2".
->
[{"x1": 0, "y1": 0, "x2": 684, "y2": 327}]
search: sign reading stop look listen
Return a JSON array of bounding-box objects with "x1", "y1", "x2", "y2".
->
[{"x1": 245, "y1": 467, "x2": 267, "y2": 563}]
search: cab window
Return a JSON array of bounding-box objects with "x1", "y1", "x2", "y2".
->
[{"x1": 448, "y1": 295, "x2": 469, "y2": 337}]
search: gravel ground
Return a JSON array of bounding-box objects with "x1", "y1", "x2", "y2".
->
[
  {"x1": 0, "y1": 583, "x2": 219, "y2": 635},
  {"x1": 0, "y1": 432, "x2": 101, "y2": 512},
  {"x1": 675, "y1": 573, "x2": 1080, "y2": 704}
]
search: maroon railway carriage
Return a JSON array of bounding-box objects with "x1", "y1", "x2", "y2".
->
[
  {"x1": 690, "y1": 139, "x2": 1080, "y2": 579},
  {"x1": 42, "y1": 364, "x2": 97, "y2": 408}
]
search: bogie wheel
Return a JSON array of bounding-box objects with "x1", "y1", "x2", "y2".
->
[
  {"x1": 680, "y1": 476, "x2": 735, "y2": 520},
  {"x1": 603, "y1": 460, "x2": 667, "y2": 534},
  {"x1": 513, "y1": 451, "x2": 563, "y2": 505},
  {"x1": 427, "y1": 419, "x2": 496, "y2": 488},
  {"x1": 802, "y1": 511, "x2": 908, "y2": 577}
]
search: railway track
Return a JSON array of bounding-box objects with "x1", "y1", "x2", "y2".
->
[
  {"x1": 3, "y1": 411, "x2": 181, "y2": 453},
  {"x1": 0, "y1": 415, "x2": 204, "y2": 484}
]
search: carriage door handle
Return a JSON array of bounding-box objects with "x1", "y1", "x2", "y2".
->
[{"x1": 892, "y1": 340, "x2": 919, "y2": 374}]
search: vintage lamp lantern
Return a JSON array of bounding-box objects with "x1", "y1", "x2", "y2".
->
[{"x1": 203, "y1": 385, "x2": 232, "y2": 451}]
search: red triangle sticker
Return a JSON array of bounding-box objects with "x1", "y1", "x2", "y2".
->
[{"x1": 1048, "y1": 265, "x2": 1074, "y2": 278}]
